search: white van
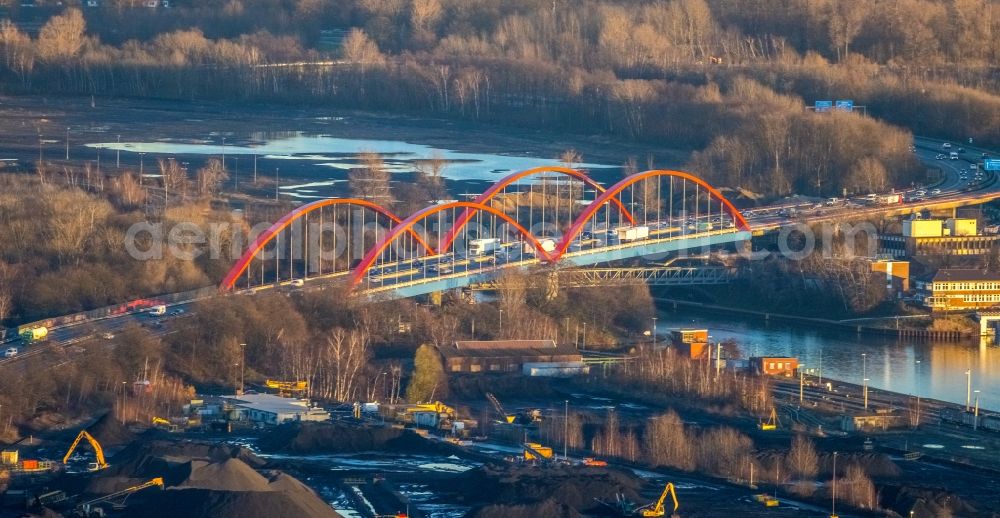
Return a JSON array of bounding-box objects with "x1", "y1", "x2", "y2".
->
[
  {"x1": 290, "y1": 279, "x2": 304, "y2": 287},
  {"x1": 950, "y1": 152, "x2": 959, "y2": 160},
  {"x1": 149, "y1": 305, "x2": 167, "y2": 316}
]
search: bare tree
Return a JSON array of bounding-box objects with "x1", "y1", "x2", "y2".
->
[
  {"x1": 349, "y1": 151, "x2": 394, "y2": 204},
  {"x1": 36, "y1": 8, "x2": 87, "y2": 63}
]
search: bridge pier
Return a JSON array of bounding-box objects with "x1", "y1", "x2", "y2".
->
[{"x1": 545, "y1": 271, "x2": 559, "y2": 301}]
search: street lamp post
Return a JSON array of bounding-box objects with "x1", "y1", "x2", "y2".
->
[
  {"x1": 863, "y1": 378, "x2": 870, "y2": 411},
  {"x1": 966, "y1": 369, "x2": 972, "y2": 411},
  {"x1": 831, "y1": 451, "x2": 838, "y2": 518},
  {"x1": 974, "y1": 389, "x2": 981, "y2": 431},
  {"x1": 116, "y1": 135, "x2": 121, "y2": 168},
  {"x1": 563, "y1": 400, "x2": 569, "y2": 461},
  {"x1": 65, "y1": 127, "x2": 69, "y2": 160},
  {"x1": 239, "y1": 343, "x2": 246, "y2": 395},
  {"x1": 498, "y1": 309, "x2": 503, "y2": 336},
  {"x1": 799, "y1": 366, "x2": 805, "y2": 404},
  {"x1": 651, "y1": 317, "x2": 658, "y2": 347}
]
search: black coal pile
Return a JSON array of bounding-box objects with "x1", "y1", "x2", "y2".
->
[
  {"x1": 81, "y1": 440, "x2": 340, "y2": 518},
  {"x1": 435, "y1": 464, "x2": 642, "y2": 513},
  {"x1": 257, "y1": 422, "x2": 461, "y2": 455},
  {"x1": 467, "y1": 499, "x2": 583, "y2": 518},
  {"x1": 87, "y1": 412, "x2": 136, "y2": 448},
  {"x1": 879, "y1": 485, "x2": 978, "y2": 518}
]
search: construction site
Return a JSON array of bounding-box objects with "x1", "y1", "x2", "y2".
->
[{"x1": 1, "y1": 356, "x2": 996, "y2": 518}]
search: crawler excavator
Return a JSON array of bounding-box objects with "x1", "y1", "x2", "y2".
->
[
  {"x1": 63, "y1": 430, "x2": 108, "y2": 472},
  {"x1": 637, "y1": 482, "x2": 680, "y2": 517}
]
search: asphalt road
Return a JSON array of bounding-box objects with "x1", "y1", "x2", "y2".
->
[{"x1": 1, "y1": 136, "x2": 997, "y2": 373}]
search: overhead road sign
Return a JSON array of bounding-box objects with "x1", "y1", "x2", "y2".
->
[
  {"x1": 835, "y1": 100, "x2": 854, "y2": 112},
  {"x1": 985, "y1": 159, "x2": 1000, "y2": 171},
  {"x1": 814, "y1": 100, "x2": 833, "y2": 112}
]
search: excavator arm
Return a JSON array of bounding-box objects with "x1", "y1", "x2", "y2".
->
[
  {"x1": 63, "y1": 430, "x2": 108, "y2": 470},
  {"x1": 641, "y1": 483, "x2": 678, "y2": 517},
  {"x1": 78, "y1": 477, "x2": 164, "y2": 507}
]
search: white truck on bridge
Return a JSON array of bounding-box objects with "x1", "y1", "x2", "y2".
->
[
  {"x1": 469, "y1": 238, "x2": 500, "y2": 256},
  {"x1": 879, "y1": 194, "x2": 903, "y2": 205},
  {"x1": 615, "y1": 226, "x2": 650, "y2": 242},
  {"x1": 523, "y1": 238, "x2": 556, "y2": 255}
]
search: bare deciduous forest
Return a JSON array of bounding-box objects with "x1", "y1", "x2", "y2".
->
[{"x1": 0, "y1": 0, "x2": 996, "y2": 196}]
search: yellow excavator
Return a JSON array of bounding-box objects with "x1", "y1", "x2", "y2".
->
[
  {"x1": 758, "y1": 408, "x2": 780, "y2": 431},
  {"x1": 264, "y1": 379, "x2": 308, "y2": 397},
  {"x1": 75, "y1": 477, "x2": 163, "y2": 516},
  {"x1": 63, "y1": 430, "x2": 108, "y2": 471},
  {"x1": 638, "y1": 482, "x2": 680, "y2": 517}
]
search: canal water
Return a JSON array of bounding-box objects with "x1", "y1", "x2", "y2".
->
[{"x1": 658, "y1": 306, "x2": 1000, "y2": 410}]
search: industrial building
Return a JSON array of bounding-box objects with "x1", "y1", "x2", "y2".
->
[
  {"x1": 917, "y1": 269, "x2": 1000, "y2": 311},
  {"x1": 871, "y1": 259, "x2": 910, "y2": 293},
  {"x1": 670, "y1": 329, "x2": 708, "y2": 358},
  {"x1": 222, "y1": 393, "x2": 330, "y2": 425},
  {"x1": 438, "y1": 340, "x2": 588, "y2": 376},
  {"x1": 878, "y1": 217, "x2": 999, "y2": 258},
  {"x1": 750, "y1": 357, "x2": 799, "y2": 377}
]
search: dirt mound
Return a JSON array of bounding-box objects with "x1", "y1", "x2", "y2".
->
[
  {"x1": 879, "y1": 485, "x2": 978, "y2": 518},
  {"x1": 177, "y1": 458, "x2": 273, "y2": 492},
  {"x1": 467, "y1": 499, "x2": 582, "y2": 518},
  {"x1": 131, "y1": 488, "x2": 342, "y2": 518},
  {"x1": 88, "y1": 412, "x2": 136, "y2": 447},
  {"x1": 256, "y1": 422, "x2": 460, "y2": 455},
  {"x1": 434, "y1": 464, "x2": 642, "y2": 512},
  {"x1": 87, "y1": 439, "x2": 340, "y2": 518}
]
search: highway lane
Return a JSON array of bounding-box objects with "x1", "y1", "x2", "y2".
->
[{"x1": 1, "y1": 136, "x2": 997, "y2": 372}]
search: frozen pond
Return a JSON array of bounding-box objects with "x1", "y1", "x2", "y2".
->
[{"x1": 86, "y1": 132, "x2": 616, "y2": 199}]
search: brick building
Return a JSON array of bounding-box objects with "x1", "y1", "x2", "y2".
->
[{"x1": 918, "y1": 269, "x2": 1000, "y2": 311}]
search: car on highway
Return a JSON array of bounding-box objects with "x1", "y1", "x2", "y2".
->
[
  {"x1": 931, "y1": 188, "x2": 942, "y2": 195},
  {"x1": 170, "y1": 309, "x2": 185, "y2": 316},
  {"x1": 915, "y1": 190, "x2": 926, "y2": 196},
  {"x1": 101, "y1": 332, "x2": 115, "y2": 340},
  {"x1": 983, "y1": 152, "x2": 990, "y2": 159},
  {"x1": 4, "y1": 347, "x2": 18, "y2": 358},
  {"x1": 942, "y1": 142, "x2": 952, "y2": 149},
  {"x1": 290, "y1": 279, "x2": 304, "y2": 287}
]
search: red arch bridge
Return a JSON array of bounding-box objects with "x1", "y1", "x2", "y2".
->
[{"x1": 220, "y1": 167, "x2": 752, "y2": 299}]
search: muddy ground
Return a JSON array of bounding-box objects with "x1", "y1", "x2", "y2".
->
[{"x1": 0, "y1": 94, "x2": 689, "y2": 197}]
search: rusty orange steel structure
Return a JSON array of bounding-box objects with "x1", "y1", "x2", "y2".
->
[
  {"x1": 349, "y1": 200, "x2": 553, "y2": 287},
  {"x1": 220, "y1": 168, "x2": 748, "y2": 292},
  {"x1": 220, "y1": 198, "x2": 432, "y2": 290},
  {"x1": 553, "y1": 169, "x2": 751, "y2": 258},
  {"x1": 438, "y1": 166, "x2": 635, "y2": 253}
]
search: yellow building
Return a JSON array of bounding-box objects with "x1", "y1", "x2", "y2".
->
[
  {"x1": 920, "y1": 269, "x2": 1000, "y2": 311},
  {"x1": 880, "y1": 218, "x2": 998, "y2": 258}
]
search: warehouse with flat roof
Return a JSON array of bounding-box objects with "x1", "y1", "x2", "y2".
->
[{"x1": 438, "y1": 339, "x2": 588, "y2": 376}]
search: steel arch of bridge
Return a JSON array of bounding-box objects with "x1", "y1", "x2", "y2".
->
[
  {"x1": 350, "y1": 200, "x2": 553, "y2": 287},
  {"x1": 220, "y1": 198, "x2": 432, "y2": 290},
  {"x1": 553, "y1": 169, "x2": 751, "y2": 259},
  {"x1": 439, "y1": 166, "x2": 635, "y2": 253},
  {"x1": 220, "y1": 167, "x2": 748, "y2": 292}
]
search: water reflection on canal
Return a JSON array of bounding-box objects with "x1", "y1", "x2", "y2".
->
[{"x1": 658, "y1": 307, "x2": 999, "y2": 410}]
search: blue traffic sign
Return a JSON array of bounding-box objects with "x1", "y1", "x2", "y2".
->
[
  {"x1": 985, "y1": 159, "x2": 1000, "y2": 171},
  {"x1": 814, "y1": 100, "x2": 833, "y2": 112},
  {"x1": 835, "y1": 100, "x2": 854, "y2": 112}
]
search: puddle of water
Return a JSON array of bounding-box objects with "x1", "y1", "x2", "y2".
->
[
  {"x1": 85, "y1": 133, "x2": 616, "y2": 186},
  {"x1": 398, "y1": 483, "x2": 468, "y2": 518}
]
